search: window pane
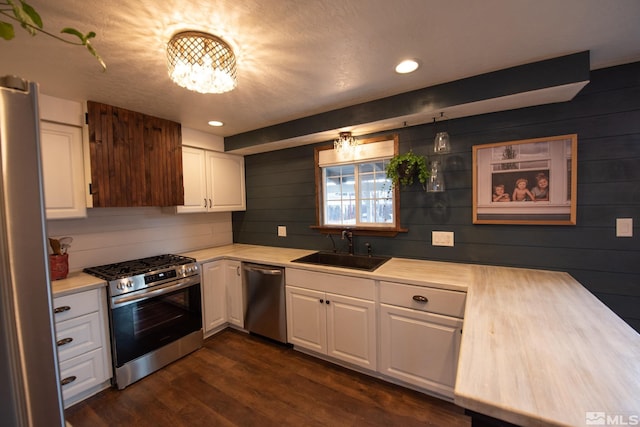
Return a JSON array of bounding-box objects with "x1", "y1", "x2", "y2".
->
[
  {"x1": 322, "y1": 159, "x2": 394, "y2": 227},
  {"x1": 360, "y1": 198, "x2": 393, "y2": 224},
  {"x1": 324, "y1": 165, "x2": 356, "y2": 225}
]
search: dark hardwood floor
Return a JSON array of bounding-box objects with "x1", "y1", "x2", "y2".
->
[{"x1": 65, "y1": 329, "x2": 471, "y2": 426}]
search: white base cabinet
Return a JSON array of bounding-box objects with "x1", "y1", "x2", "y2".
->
[
  {"x1": 225, "y1": 260, "x2": 244, "y2": 328},
  {"x1": 201, "y1": 259, "x2": 244, "y2": 336},
  {"x1": 379, "y1": 304, "x2": 462, "y2": 398},
  {"x1": 286, "y1": 269, "x2": 376, "y2": 371},
  {"x1": 53, "y1": 288, "x2": 111, "y2": 408},
  {"x1": 378, "y1": 281, "x2": 465, "y2": 399},
  {"x1": 201, "y1": 260, "x2": 227, "y2": 335}
]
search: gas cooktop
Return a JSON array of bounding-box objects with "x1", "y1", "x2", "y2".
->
[{"x1": 84, "y1": 254, "x2": 196, "y2": 281}]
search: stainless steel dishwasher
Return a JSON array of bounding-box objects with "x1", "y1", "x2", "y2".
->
[{"x1": 242, "y1": 263, "x2": 287, "y2": 343}]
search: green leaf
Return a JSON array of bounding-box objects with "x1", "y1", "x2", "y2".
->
[
  {"x1": 86, "y1": 41, "x2": 106, "y2": 71},
  {"x1": 20, "y1": 1, "x2": 42, "y2": 28},
  {"x1": 0, "y1": 21, "x2": 16, "y2": 40},
  {"x1": 61, "y1": 27, "x2": 84, "y2": 42}
]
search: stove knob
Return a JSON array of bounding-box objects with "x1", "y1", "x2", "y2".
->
[
  {"x1": 126, "y1": 280, "x2": 134, "y2": 288},
  {"x1": 186, "y1": 266, "x2": 193, "y2": 273},
  {"x1": 116, "y1": 282, "x2": 124, "y2": 290}
]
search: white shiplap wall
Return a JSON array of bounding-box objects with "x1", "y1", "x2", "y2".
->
[{"x1": 47, "y1": 208, "x2": 232, "y2": 272}]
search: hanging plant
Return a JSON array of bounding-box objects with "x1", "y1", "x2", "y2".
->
[
  {"x1": 385, "y1": 150, "x2": 429, "y2": 189},
  {"x1": 0, "y1": 0, "x2": 105, "y2": 70}
]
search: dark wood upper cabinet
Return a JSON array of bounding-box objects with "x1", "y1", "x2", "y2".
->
[{"x1": 87, "y1": 101, "x2": 184, "y2": 207}]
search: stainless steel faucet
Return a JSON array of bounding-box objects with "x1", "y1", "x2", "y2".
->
[{"x1": 341, "y1": 230, "x2": 354, "y2": 255}]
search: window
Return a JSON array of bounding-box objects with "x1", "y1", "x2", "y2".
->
[
  {"x1": 314, "y1": 134, "x2": 404, "y2": 235},
  {"x1": 323, "y1": 160, "x2": 393, "y2": 226}
]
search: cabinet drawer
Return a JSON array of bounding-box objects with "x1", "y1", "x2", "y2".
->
[
  {"x1": 59, "y1": 347, "x2": 108, "y2": 404},
  {"x1": 286, "y1": 268, "x2": 375, "y2": 300},
  {"x1": 53, "y1": 289, "x2": 100, "y2": 322},
  {"x1": 379, "y1": 281, "x2": 466, "y2": 318},
  {"x1": 55, "y1": 311, "x2": 102, "y2": 362}
]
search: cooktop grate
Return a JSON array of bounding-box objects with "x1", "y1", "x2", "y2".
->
[{"x1": 84, "y1": 254, "x2": 195, "y2": 280}]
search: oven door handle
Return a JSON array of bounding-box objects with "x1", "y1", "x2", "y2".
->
[{"x1": 111, "y1": 276, "x2": 199, "y2": 308}]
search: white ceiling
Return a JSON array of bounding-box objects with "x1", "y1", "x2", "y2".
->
[{"x1": 2, "y1": 0, "x2": 640, "y2": 145}]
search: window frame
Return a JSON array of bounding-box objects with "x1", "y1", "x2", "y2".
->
[{"x1": 312, "y1": 134, "x2": 406, "y2": 237}]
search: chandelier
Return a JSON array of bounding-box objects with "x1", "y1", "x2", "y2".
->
[
  {"x1": 334, "y1": 132, "x2": 358, "y2": 155},
  {"x1": 166, "y1": 31, "x2": 237, "y2": 94}
]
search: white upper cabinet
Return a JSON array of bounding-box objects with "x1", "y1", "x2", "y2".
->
[
  {"x1": 206, "y1": 150, "x2": 245, "y2": 211},
  {"x1": 39, "y1": 94, "x2": 88, "y2": 219},
  {"x1": 177, "y1": 146, "x2": 245, "y2": 213},
  {"x1": 178, "y1": 146, "x2": 209, "y2": 213}
]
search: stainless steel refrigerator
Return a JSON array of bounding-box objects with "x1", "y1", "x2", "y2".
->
[{"x1": 0, "y1": 76, "x2": 65, "y2": 426}]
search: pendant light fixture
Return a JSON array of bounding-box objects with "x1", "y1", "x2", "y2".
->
[
  {"x1": 426, "y1": 160, "x2": 445, "y2": 192},
  {"x1": 334, "y1": 131, "x2": 358, "y2": 155},
  {"x1": 166, "y1": 31, "x2": 237, "y2": 94},
  {"x1": 433, "y1": 112, "x2": 451, "y2": 154},
  {"x1": 427, "y1": 112, "x2": 450, "y2": 192}
]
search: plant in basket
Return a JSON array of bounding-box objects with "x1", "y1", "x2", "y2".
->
[{"x1": 385, "y1": 150, "x2": 429, "y2": 189}]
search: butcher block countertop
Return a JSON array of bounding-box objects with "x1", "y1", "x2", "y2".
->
[
  {"x1": 184, "y1": 244, "x2": 640, "y2": 426},
  {"x1": 50, "y1": 271, "x2": 106, "y2": 297},
  {"x1": 458, "y1": 265, "x2": 640, "y2": 426},
  {"x1": 54, "y1": 244, "x2": 640, "y2": 426}
]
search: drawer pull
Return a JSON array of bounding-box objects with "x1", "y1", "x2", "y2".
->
[
  {"x1": 60, "y1": 376, "x2": 76, "y2": 386},
  {"x1": 56, "y1": 337, "x2": 73, "y2": 346},
  {"x1": 54, "y1": 306, "x2": 71, "y2": 314},
  {"x1": 412, "y1": 295, "x2": 429, "y2": 303}
]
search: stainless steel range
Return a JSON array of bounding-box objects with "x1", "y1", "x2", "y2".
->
[{"x1": 84, "y1": 254, "x2": 202, "y2": 389}]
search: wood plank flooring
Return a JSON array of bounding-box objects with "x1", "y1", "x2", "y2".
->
[{"x1": 65, "y1": 329, "x2": 471, "y2": 427}]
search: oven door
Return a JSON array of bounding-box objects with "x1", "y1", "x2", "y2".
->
[{"x1": 110, "y1": 275, "x2": 202, "y2": 367}]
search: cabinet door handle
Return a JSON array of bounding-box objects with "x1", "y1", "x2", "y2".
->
[
  {"x1": 54, "y1": 306, "x2": 71, "y2": 314},
  {"x1": 56, "y1": 337, "x2": 73, "y2": 346},
  {"x1": 236, "y1": 266, "x2": 240, "y2": 276},
  {"x1": 326, "y1": 300, "x2": 330, "y2": 305},
  {"x1": 412, "y1": 295, "x2": 429, "y2": 303},
  {"x1": 319, "y1": 299, "x2": 324, "y2": 304},
  {"x1": 203, "y1": 198, "x2": 207, "y2": 208},
  {"x1": 60, "y1": 376, "x2": 77, "y2": 386}
]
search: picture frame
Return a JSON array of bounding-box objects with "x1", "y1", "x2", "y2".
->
[{"x1": 472, "y1": 134, "x2": 577, "y2": 225}]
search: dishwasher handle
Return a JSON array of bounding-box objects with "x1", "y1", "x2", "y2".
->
[{"x1": 242, "y1": 264, "x2": 283, "y2": 275}]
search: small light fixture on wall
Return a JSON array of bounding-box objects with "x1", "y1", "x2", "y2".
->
[
  {"x1": 334, "y1": 131, "x2": 358, "y2": 155},
  {"x1": 166, "y1": 31, "x2": 237, "y2": 94},
  {"x1": 433, "y1": 112, "x2": 451, "y2": 154}
]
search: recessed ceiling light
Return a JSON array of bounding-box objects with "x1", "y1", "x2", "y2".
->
[
  {"x1": 208, "y1": 120, "x2": 224, "y2": 127},
  {"x1": 395, "y1": 59, "x2": 419, "y2": 74}
]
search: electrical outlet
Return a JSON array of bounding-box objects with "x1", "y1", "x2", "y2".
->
[
  {"x1": 277, "y1": 226, "x2": 287, "y2": 237},
  {"x1": 432, "y1": 231, "x2": 454, "y2": 247},
  {"x1": 616, "y1": 218, "x2": 633, "y2": 237}
]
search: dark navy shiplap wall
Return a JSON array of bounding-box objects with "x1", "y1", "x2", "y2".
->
[{"x1": 232, "y1": 62, "x2": 640, "y2": 332}]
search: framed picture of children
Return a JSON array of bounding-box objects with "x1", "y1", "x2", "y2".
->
[{"x1": 472, "y1": 134, "x2": 577, "y2": 225}]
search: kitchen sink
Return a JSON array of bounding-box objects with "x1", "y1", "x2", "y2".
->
[{"x1": 291, "y1": 251, "x2": 391, "y2": 271}]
